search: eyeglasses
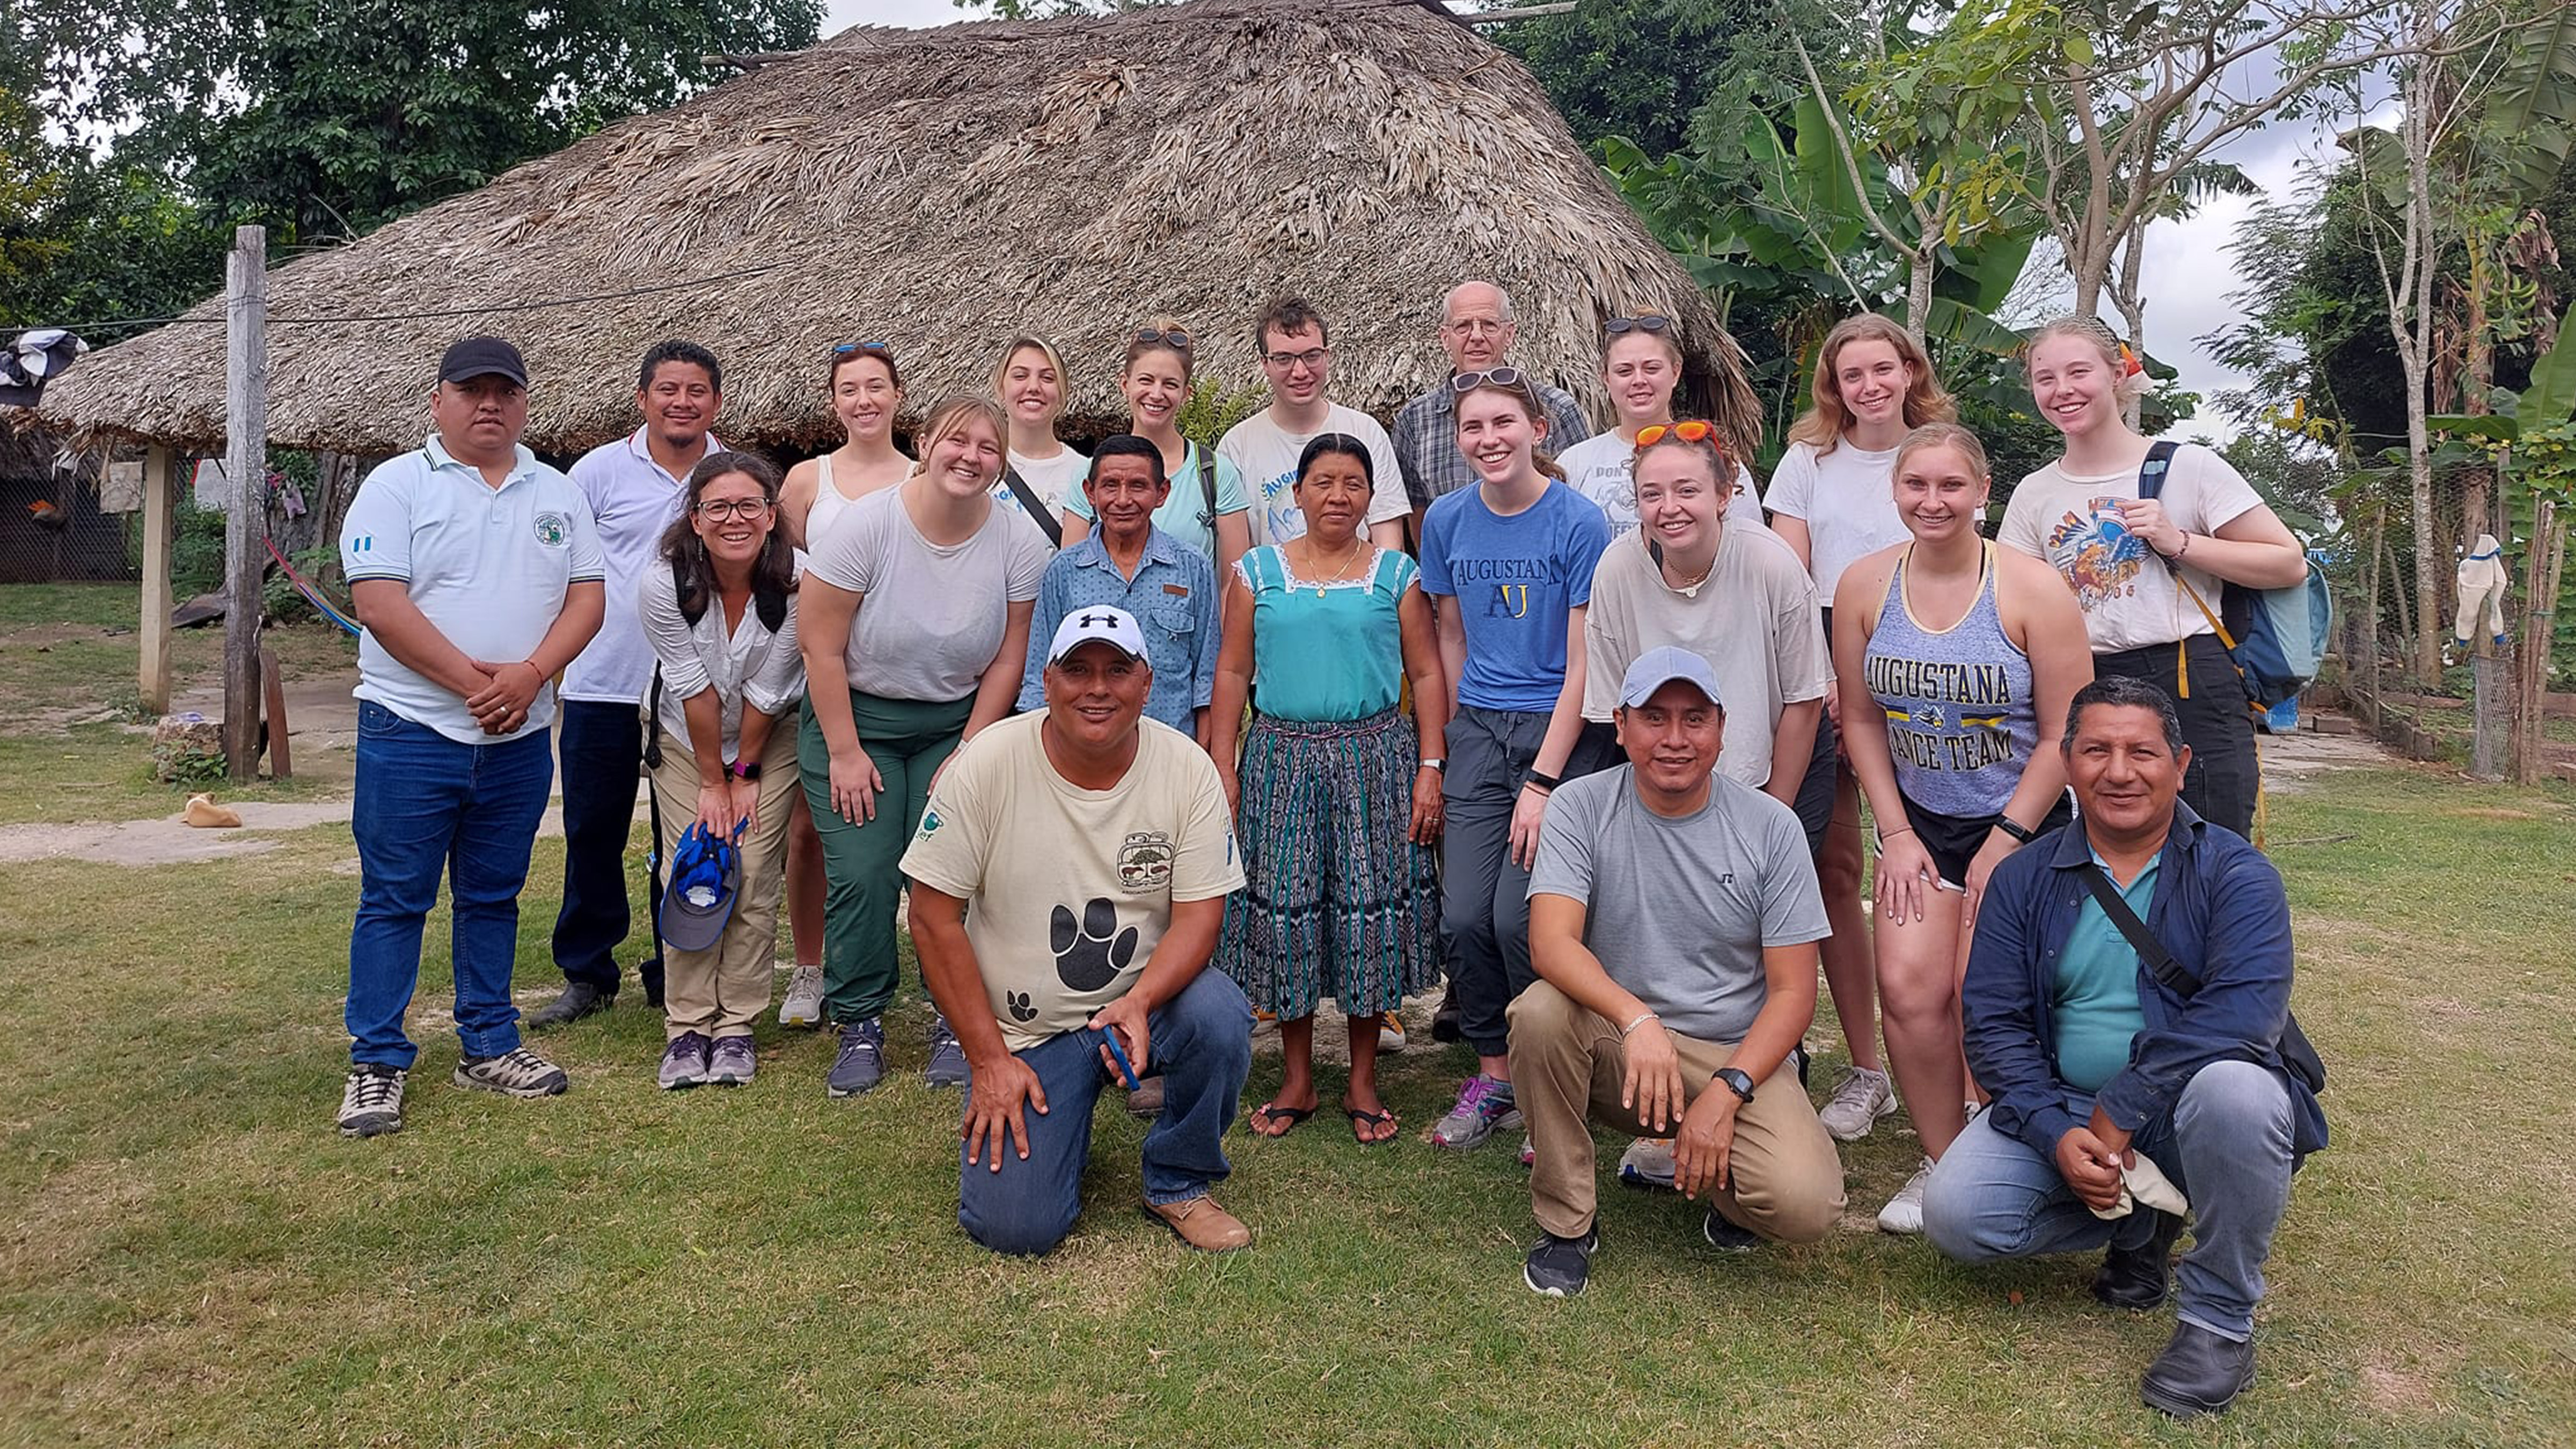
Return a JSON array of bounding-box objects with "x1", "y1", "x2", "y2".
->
[
  {"x1": 1449, "y1": 366, "x2": 1530, "y2": 394},
  {"x1": 1134, "y1": 327, "x2": 1194, "y2": 350},
  {"x1": 694, "y1": 497, "x2": 773, "y2": 522},
  {"x1": 1263, "y1": 347, "x2": 1329, "y2": 370},
  {"x1": 1606, "y1": 314, "x2": 1673, "y2": 336},
  {"x1": 833, "y1": 341, "x2": 892, "y2": 356},
  {"x1": 1635, "y1": 420, "x2": 1715, "y2": 447}
]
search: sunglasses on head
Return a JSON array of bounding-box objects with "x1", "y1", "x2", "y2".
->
[
  {"x1": 833, "y1": 341, "x2": 893, "y2": 356},
  {"x1": 1448, "y1": 366, "x2": 1530, "y2": 394},
  {"x1": 1606, "y1": 314, "x2": 1673, "y2": 336},
  {"x1": 1635, "y1": 420, "x2": 1716, "y2": 447},
  {"x1": 1135, "y1": 327, "x2": 1194, "y2": 350}
]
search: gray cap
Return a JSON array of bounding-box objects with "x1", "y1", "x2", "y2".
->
[{"x1": 1618, "y1": 645, "x2": 1722, "y2": 709}]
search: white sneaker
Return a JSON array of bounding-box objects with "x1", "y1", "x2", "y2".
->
[
  {"x1": 1877, "y1": 1157, "x2": 1933, "y2": 1235},
  {"x1": 777, "y1": 964, "x2": 824, "y2": 1027},
  {"x1": 1617, "y1": 1137, "x2": 1677, "y2": 1191},
  {"x1": 1817, "y1": 1065, "x2": 1897, "y2": 1141}
]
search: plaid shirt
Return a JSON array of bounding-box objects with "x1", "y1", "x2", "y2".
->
[{"x1": 1392, "y1": 375, "x2": 1594, "y2": 510}]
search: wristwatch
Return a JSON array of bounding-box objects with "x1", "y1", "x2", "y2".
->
[
  {"x1": 1524, "y1": 767, "x2": 1562, "y2": 792},
  {"x1": 1995, "y1": 815, "x2": 2035, "y2": 844},
  {"x1": 1713, "y1": 1066, "x2": 1756, "y2": 1105},
  {"x1": 727, "y1": 759, "x2": 763, "y2": 782}
]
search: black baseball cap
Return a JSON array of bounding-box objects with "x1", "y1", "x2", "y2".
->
[{"x1": 438, "y1": 336, "x2": 529, "y2": 387}]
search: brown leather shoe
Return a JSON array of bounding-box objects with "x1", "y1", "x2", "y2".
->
[
  {"x1": 1125, "y1": 1075, "x2": 1166, "y2": 1117},
  {"x1": 1143, "y1": 1195, "x2": 1251, "y2": 1253}
]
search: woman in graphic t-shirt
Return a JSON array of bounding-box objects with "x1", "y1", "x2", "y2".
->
[
  {"x1": 1765, "y1": 313, "x2": 1956, "y2": 1150},
  {"x1": 1552, "y1": 315, "x2": 1766, "y2": 540},
  {"x1": 1061, "y1": 319, "x2": 1251, "y2": 571},
  {"x1": 990, "y1": 335, "x2": 1085, "y2": 541},
  {"x1": 1999, "y1": 316, "x2": 2306, "y2": 839},
  {"x1": 1417, "y1": 369, "x2": 1615, "y2": 1154}
]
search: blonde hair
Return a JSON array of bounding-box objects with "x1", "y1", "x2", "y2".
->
[
  {"x1": 1784, "y1": 314, "x2": 1955, "y2": 453},
  {"x1": 1891, "y1": 421, "x2": 1992, "y2": 482},
  {"x1": 1124, "y1": 316, "x2": 1196, "y2": 384},
  {"x1": 2025, "y1": 313, "x2": 2149, "y2": 402},
  {"x1": 1630, "y1": 423, "x2": 1737, "y2": 491},
  {"x1": 991, "y1": 335, "x2": 1068, "y2": 420},
  {"x1": 909, "y1": 395, "x2": 1009, "y2": 477}
]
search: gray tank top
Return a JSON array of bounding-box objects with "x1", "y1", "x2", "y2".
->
[{"x1": 1863, "y1": 541, "x2": 2038, "y2": 817}]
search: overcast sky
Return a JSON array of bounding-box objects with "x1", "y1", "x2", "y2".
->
[{"x1": 824, "y1": 0, "x2": 2344, "y2": 439}]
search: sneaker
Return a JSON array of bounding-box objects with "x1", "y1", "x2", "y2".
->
[
  {"x1": 1377, "y1": 1012, "x2": 1406, "y2": 1052},
  {"x1": 454, "y1": 1046, "x2": 570, "y2": 1097},
  {"x1": 1518, "y1": 1134, "x2": 1534, "y2": 1167},
  {"x1": 777, "y1": 965, "x2": 824, "y2": 1027},
  {"x1": 924, "y1": 1016, "x2": 970, "y2": 1088},
  {"x1": 657, "y1": 1032, "x2": 712, "y2": 1090},
  {"x1": 525, "y1": 980, "x2": 612, "y2": 1030},
  {"x1": 1702, "y1": 1206, "x2": 1761, "y2": 1252},
  {"x1": 706, "y1": 1035, "x2": 757, "y2": 1087},
  {"x1": 1430, "y1": 1074, "x2": 1521, "y2": 1150},
  {"x1": 1618, "y1": 1137, "x2": 1678, "y2": 1191},
  {"x1": 1817, "y1": 1066, "x2": 1897, "y2": 1141},
  {"x1": 1522, "y1": 1225, "x2": 1600, "y2": 1297},
  {"x1": 827, "y1": 1018, "x2": 885, "y2": 1097},
  {"x1": 1876, "y1": 1156, "x2": 1933, "y2": 1234},
  {"x1": 336, "y1": 1065, "x2": 406, "y2": 1137}
]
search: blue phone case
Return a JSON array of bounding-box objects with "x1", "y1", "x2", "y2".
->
[{"x1": 1100, "y1": 1028, "x2": 1140, "y2": 1089}]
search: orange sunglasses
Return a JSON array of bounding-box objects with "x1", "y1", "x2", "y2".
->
[{"x1": 1635, "y1": 420, "x2": 1716, "y2": 447}]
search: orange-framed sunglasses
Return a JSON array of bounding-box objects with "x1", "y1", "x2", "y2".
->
[{"x1": 1635, "y1": 420, "x2": 1716, "y2": 447}]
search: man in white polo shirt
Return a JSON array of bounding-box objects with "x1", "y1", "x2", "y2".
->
[
  {"x1": 1216, "y1": 296, "x2": 1408, "y2": 551},
  {"x1": 333, "y1": 335, "x2": 606, "y2": 1139},
  {"x1": 531, "y1": 339, "x2": 724, "y2": 1029}
]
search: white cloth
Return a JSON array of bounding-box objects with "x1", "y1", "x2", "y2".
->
[
  {"x1": 561, "y1": 427, "x2": 723, "y2": 704},
  {"x1": 2456, "y1": 533, "x2": 2509, "y2": 643},
  {"x1": 801, "y1": 487, "x2": 1049, "y2": 701},
  {"x1": 338, "y1": 434, "x2": 604, "y2": 744},
  {"x1": 2000, "y1": 443, "x2": 2264, "y2": 654},
  {"x1": 638, "y1": 557, "x2": 806, "y2": 762},
  {"x1": 1765, "y1": 437, "x2": 1907, "y2": 599},
  {"x1": 1216, "y1": 405, "x2": 1410, "y2": 546},
  {"x1": 2087, "y1": 1151, "x2": 2192, "y2": 1221},
  {"x1": 1553, "y1": 431, "x2": 1767, "y2": 540}
]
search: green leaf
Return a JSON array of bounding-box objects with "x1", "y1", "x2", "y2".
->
[
  {"x1": 2429, "y1": 414, "x2": 2522, "y2": 442},
  {"x1": 2519, "y1": 302, "x2": 2576, "y2": 426}
]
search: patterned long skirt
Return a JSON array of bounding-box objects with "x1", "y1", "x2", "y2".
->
[{"x1": 1220, "y1": 706, "x2": 1441, "y2": 1019}]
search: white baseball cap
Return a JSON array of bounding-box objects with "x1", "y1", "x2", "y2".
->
[{"x1": 1045, "y1": 605, "x2": 1148, "y2": 665}]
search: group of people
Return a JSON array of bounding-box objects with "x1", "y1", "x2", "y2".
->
[{"x1": 328, "y1": 283, "x2": 2326, "y2": 1419}]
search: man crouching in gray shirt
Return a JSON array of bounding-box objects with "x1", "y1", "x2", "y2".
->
[{"x1": 1513, "y1": 646, "x2": 1846, "y2": 1297}]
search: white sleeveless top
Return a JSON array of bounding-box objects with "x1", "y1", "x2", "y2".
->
[{"x1": 804, "y1": 453, "x2": 866, "y2": 550}]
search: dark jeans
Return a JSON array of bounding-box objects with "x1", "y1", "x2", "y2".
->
[
  {"x1": 2094, "y1": 634, "x2": 2258, "y2": 840},
  {"x1": 957, "y1": 969, "x2": 1254, "y2": 1256},
  {"x1": 347, "y1": 701, "x2": 553, "y2": 1069},
  {"x1": 551, "y1": 699, "x2": 660, "y2": 993}
]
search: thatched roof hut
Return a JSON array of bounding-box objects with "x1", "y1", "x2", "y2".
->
[{"x1": 32, "y1": 0, "x2": 1757, "y2": 458}]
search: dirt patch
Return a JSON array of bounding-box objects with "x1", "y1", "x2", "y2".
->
[
  {"x1": 2262, "y1": 723, "x2": 2397, "y2": 795},
  {"x1": 0, "y1": 799, "x2": 566, "y2": 867},
  {"x1": 2447, "y1": 807, "x2": 2541, "y2": 820},
  {"x1": 2357, "y1": 1352, "x2": 2449, "y2": 1417}
]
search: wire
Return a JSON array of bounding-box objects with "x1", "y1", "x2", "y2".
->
[{"x1": 15, "y1": 262, "x2": 787, "y2": 339}]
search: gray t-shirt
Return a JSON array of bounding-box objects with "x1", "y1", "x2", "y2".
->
[
  {"x1": 1526, "y1": 766, "x2": 1830, "y2": 1043},
  {"x1": 804, "y1": 485, "x2": 1050, "y2": 701}
]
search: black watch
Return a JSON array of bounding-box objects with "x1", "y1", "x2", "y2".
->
[
  {"x1": 1713, "y1": 1066, "x2": 1755, "y2": 1104},
  {"x1": 1995, "y1": 815, "x2": 2035, "y2": 844},
  {"x1": 1525, "y1": 767, "x2": 1562, "y2": 792}
]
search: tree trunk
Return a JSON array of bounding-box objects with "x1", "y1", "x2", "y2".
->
[
  {"x1": 2463, "y1": 240, "x2": 2495, "y2": 549},
  {"x1": 2405, "y1": 355, "x2": 2444, "y2": 686},
  {"x1": 1906, "y1": 250, "x2": 1933, "y2": 343},
  {"x1": 2513, "y1": 504, "x2": 2567, "y2": 784}
]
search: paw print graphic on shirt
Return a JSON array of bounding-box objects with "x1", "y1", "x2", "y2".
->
[
  {"x1": 1050, "y1": 897, "x2": 1138, "y2": 991},
  {"x1": 1005, "y1": 991, "x2": 1037, "y2": 1022}
]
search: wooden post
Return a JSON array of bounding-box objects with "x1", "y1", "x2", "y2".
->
[
  {"x1": 260, "y1": 648, "x2": 291, "y2": 781},
  {"x1": 223, "y1": 225, "x2": 269, "y2": 783},
  {"x1": 139, "y1": 445, "x2": 176, "y2": 713}
]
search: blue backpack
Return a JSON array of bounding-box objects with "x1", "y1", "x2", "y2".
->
[{"x1": 2139, "y1": 441, "x2": 2332, "y2": 710}]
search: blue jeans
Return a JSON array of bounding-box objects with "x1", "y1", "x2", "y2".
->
[
  {"x1": 551, "y1": 699, "x2": 657, "y2": 992},
  {"x1": 957, "y1": 969, "x2": 1253, "y2": 1256},
  {"x1": 1922, "y1": 1059, "x2": 2296, "y2": 1341},
  {"x1": 347, "y1": 700, "x2": 555, "y2": 1069}
]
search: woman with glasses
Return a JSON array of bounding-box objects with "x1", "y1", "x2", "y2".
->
[
  {"x1": 1061, "y1": 319, "x2": 1251, "y2": 573},
  {"x1": 1418, "y1": 368, "x2": 1616, "y2": 1152},
  {"x1": 798, "y1": 396, "x2": 1049, "y2": 1100},
  {"x1": 638, "y1": 452, "x2": 807, "y2": 1089},
  {"x1": 991, "y1": 335, "x2": 1085, "y2": 542},
  {"x1": 782, "y1": 342, "x2": 911, "y2": 552},
  {"x1": 1553, "y1": 315, "x2": 1766, "y2": 540}
]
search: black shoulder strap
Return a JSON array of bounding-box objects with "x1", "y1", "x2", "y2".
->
[
  {"x1": 1000, "y1": 466, "x2": 1063, "y2": 548},
  {"x1": 1197, "y1": 445, "x2": 1218, "y2": 525},
  {"x1": 2135, "y1": 439, "x2": 2180, "y2": 502},
  {"x1": 642, "y1": 664, "x2": 666, "y2": 771},
  {"x1": 2079, "y1": 860, "x2": 2202, "y2": 997}
]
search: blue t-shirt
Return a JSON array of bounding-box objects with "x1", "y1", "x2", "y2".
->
[{"x1": 1418, "y1": 481, "x2": 1611, "y2": 712}]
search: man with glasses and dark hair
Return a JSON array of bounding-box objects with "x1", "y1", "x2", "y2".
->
[
  {"x1": 1217, "y1": 295, "x2": 1409, "y2": 551},
  {"x1": 531, "y1": 339, "x2": 730, "y2": 1029},
  {"x1": 1392, "y1": 280, "x2": 1591, "y2": 544},
  {"x1": 1923, "y1": 675, "x2": 2328, "y2": 1419}
]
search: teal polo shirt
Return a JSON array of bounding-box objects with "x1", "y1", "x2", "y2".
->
[{"x1": 2051, "y1": 849, "x2": 2155, "y2": 1092}]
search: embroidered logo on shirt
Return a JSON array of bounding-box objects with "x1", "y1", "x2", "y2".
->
[
  {"x1": 533, "y1": 511, "x2": 569, "y2": 547},
  {"x1": 1115, "y1": 831, "x2": 1175, "y2": 890},
  {"x1": 916, "y1": 807, "x2": 943, "y2": 841}
]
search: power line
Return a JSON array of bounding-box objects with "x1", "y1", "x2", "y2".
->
[{"x1": 12, "y1": 262, "x2": 788, "y2": 340}]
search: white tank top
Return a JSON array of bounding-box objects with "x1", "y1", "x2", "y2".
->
[{"x1": 804, "y1": 452, "x2": 867, "y2": 549}]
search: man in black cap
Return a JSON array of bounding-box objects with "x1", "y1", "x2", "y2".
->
[{"x1": 332, "y1": 336, "x2": 605, "y2": 1138}]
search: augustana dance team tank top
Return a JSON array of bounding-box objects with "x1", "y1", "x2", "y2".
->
[{"x1": 1864, "y1": 541, "x2": 2037, "y2": 818}]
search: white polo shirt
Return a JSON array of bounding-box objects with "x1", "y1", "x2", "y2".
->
[
  {"x1": 560, "y1": 426, "x2": 724, "y2": 705},
  {"x1": 340, "y1": 434, "x2": 605, "y2": 744}
]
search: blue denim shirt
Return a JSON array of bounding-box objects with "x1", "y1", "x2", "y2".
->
[
  {"x1": 1016, "y1": 526, "x2": 1219, "y2": 733},
  {"x1": 1962, "y1": 801, "x2": 2328, "y2": 1160}
]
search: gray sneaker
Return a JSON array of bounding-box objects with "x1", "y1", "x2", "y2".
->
[
  {"x1": 658, "y1": 1032, "x2": 711, "y2": 1091},
  {"x1": 1877, "y1": 1157, "x2": 1933, "y2": 1235},
  {"x1": 1430, "y1": 1074, "x2": 1521, "y2": 1150},
  {"x1": 777, "y1": 965, "x2": 824, "y2": 1027},
  {"x1": 924, "y1": 1016, "x2": 970, "y2": 1088},
  {"x1": 453, "y1": 1046, "x2": 569, "y2": 1097},
  {"x1": 1817, "y1": 1065, "x2": 1897, "y2": 1141},
  {"x1": 336, "y1": 1065, "x2": 406, "y2": 1137},
  {"x1": 706, "y1": 1035, "x2": 756, "y2": 1086},
  {"x1": 827, "y1": 1018, "x2": 885, "y2": 1097}
]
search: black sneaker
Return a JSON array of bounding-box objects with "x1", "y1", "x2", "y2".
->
[
  {"x1": 336, "y1": 1064, "x2": 406, "y2": 1137},
  {"x1": 923, "y1": 1015, "x2": 969, "y2": 1088},
  {"x1": 1521, "y1": 1226, "x2": 1600, "y2": 1297},
  {"x1": 2093, "y1": 1209, "x2": 2185, "y2": 1311},
  {"x1": 826, "y1": 1018, "x2": 885, "y2": 1097},
  {"x1": 2140, "y1": 1321, "x2": 2257, "y2": 1418},
  {"x1": 525, "y1": 980, "x2": 612, "y2": 1030},
  {"x1": 1702, "y1": 1206, "x2": 1761, "y2": 1252}
]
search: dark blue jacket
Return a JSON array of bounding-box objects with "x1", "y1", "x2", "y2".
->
[{"x1": 1962, "y1": 801, "x2": 2328, "y2": 1160}]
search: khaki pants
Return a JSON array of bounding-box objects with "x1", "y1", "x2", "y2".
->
[
  {"x1": 1509, "y1": 980, "x2": 1846, "y2": 1243},
  {"x1": 650, "y1": 723, "x2": 799, "y2": 1040}
]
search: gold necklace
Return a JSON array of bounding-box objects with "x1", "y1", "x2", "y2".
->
[{"x1": 1298, "y1": 535, "x2": 1368, "y2": 597}]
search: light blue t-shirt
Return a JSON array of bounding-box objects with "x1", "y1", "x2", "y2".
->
[
  {"x1": 1238, "y1": 545, "x2": 1417, "y2": 722},
  {"x1": 1063, "y1": 440, "x2": 1247, "y2": 560},
  {"x1": 2053, "y1": 851, "x2": 2155, "y2": 1092},
  {"x1": 1417, "y1": 480, "x2": 1611, "y2": 712}
]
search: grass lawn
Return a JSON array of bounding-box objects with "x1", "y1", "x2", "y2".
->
[{"x1": 1, "y1": 584, "x2": 2572, "y2": 1446}]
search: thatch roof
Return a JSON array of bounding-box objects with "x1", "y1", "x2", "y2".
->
[{"x1": 30, "y1": 0, "x2": 1759, "y2": 458}]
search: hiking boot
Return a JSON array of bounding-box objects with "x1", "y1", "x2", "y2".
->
[
  {"x1": 1522, "y1": 1225, "x2": 1600, "y2": 1297},
  {"x1": 1430, "y1": 1074, "x2": 1520, "y2": 1150},
  {"x1": 706, "y1": 1035, "x2": 757, "y2": 1087},
  {"x1": 924, "y1": 1015, "x2": 970, "y2": 1088},
  {"x1": 526, "y1": 980, "x2": 612, "y2": 1030},
  {"x1": 2094, "y1": 1209, "x2": 2185, "y2": 1311},
  {"x1": 1126, "y1": 1075, "x2": 1166, "y2": 1117},
  {"x1": 776, "y1": 964, "x2": 825, "y2": 1027},
  {"x1": 1702, "y1": 1206, "x2": 1761, "y2": 1252},
  {"x1": 2141, "y1": 1322, "x2": 2257, "y2": 1418},
  {"x1": 1876, "y1": 1156, "x2": 1933, "y2": 1234},
  {"x1": 454, "y1": 1046, "x2": 569, "y2": 1097},
  {"x1": 657, "y1": 1032, "x2": 712, "y2": 1091},
  {"x1": 1817, "y1": 1065, "x2": 1897, "y2": 1141},
  {"x1": 1144, "y1": 1195, "x2": 1251, "y2": 1253},
  {"x1": 336, "y1": 1065, "x2": 406, "y2": 1138},
  {"x1": 826, "y1": 1018, "x2": 885, "y2": 1097},
  {"x1": 1618, "y1": 1137, "x2": 1678, "y2": 1191}
]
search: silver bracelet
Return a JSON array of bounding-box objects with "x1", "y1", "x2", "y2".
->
[{"x1": 1619, "y1": 1010, "x2": 1658, "y2": 1037}]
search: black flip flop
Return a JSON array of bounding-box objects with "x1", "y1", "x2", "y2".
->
[
  {"x1": 1344, "y1": 1106, "x2": 1399, "y2": 1146},
  {"x1": 1248, "y1": 1102, "x2": 1314, "y2": 1138}
]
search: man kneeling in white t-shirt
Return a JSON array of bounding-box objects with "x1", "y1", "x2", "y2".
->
[{"x1": 902, "y1": 606, "x2": 1253, "y2": 1255}]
